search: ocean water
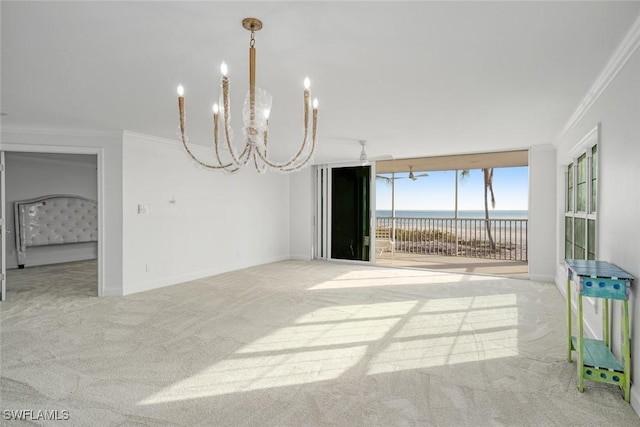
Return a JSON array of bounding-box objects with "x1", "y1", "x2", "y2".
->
[{"x1": 376, "y1": 210, "x2": 528, "y2": 220}]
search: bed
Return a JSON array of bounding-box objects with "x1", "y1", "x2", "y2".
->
[{"x1": 14, "y1": 195, "x2": 98, "y2": 268}]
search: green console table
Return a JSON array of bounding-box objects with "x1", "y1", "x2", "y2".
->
[{"x1": 566, "y1": 259, "x2": 633, "y2": 402}]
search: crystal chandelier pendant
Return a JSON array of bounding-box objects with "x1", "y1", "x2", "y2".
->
[{"x1": 176, "y1": 18, "x2": 318, "y2": 173}]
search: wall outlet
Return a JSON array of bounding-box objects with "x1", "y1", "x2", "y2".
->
[{"x1": 137, "y1": 204, "x2": 150, "y2": 214}]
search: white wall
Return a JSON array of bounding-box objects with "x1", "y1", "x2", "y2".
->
[
  {"x1": 0, "y1": 128, "x2": 124, "y2": 296},
  {"x1": 121, "y1": 132, "x2": 291, "y2": 295},
  {"x1": 528, "y1": 146, "x2": 557, "y2": 281},
  {"x1": 4, "y1": 152, "x2": 98, "y2": 269},
  {"x1": 289, "y1": 168, "x2": 314, "y2": 260},
  {"x1": 554, "y1": 44, "x2": 640, "y2": 410}
]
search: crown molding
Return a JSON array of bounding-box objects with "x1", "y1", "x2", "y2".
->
[
  {"x1": 558, "y1": 12, "x2": 640, "y2": 142},
  {"x1": 122, "y1": 130, "x2": 228, "y2": 159},
  {"x1": 529, "y1": 143, "x2": 555, "y2": 152},
  {"x1": 122, "y1": 130, "x2": 179, "y2": 147},
  {"x1": 1, "y1": 126, "x2": 123, "y2": 139}
]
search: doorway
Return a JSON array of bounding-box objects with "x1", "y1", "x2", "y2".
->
[
  {"x1": 316, "y1": 164, "x2": 374, "y2": 263},
  {"x1": 0, "y1": 151, "x2": 100, "y2": 299}
]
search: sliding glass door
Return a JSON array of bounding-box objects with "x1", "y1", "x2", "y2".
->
[{"x1": 316, "y1": 163, "x2": 374, "y2": 263}]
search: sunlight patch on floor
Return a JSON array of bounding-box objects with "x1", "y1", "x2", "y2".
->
[
  {"x1": 294, "y1": 301, "x2": 418, "y2": 324},
  {"x1": 367, "y1": 329, "x2": 518, "y2": 374},
  {"x1": 138, "y1": 345, "x2": 369, "y2": 404},
  {"x1": 236, "y1": 318, "x2": 402, "y2": 353},
  {"x1": 307, "y1": 270, "x2": 506, "y2": 290},
  {"x1": 393, "y1": 307, "x2": 518, "y2": 338},
  {"x1": 139, "y1": 294, "x2": 518, "y2": 405},
  {"x1": 420, "y1": 294, "x2": 516, "y2": 312}
]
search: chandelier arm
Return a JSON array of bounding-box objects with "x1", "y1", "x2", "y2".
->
[
  {"x1": 278, "y1": 90, "x2": 311, "y2": 167},
  {"x1": 280, "y1": 108, "x2": 318, "y2": 172},
  {"x1": 220, "y1": 76, "x2": 246, "y2": 167},
  {"x1": 250, "y1": 93, "x2": 313, "y2": 169},
  {"x1": 252, "y1": 130, "x2": 267, "y2": 173},
  {"x1": 252, "y1": 109, "x2": 318, "y2": 172},
  {"x1": 252, "y1": 150, "x2": 267, "y2": 173},
  {"x1": 213, "y1": 111, "x2": 252, "y2": 171},
  {"x1": 178, "y1": 96, "x2": 235, "y2": 170},
  {"x1": 180, "y1": 133, "x2": 235, "y2": 170}
]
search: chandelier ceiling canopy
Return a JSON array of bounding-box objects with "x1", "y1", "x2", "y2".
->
[{"x1": 177, "y1": 18, "x2": 318, "y2": 173}]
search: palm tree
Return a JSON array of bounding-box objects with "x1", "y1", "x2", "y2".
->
[
  {"x1": 460, "y1": 168, "x2": 496, "y2": 250},
  {"x1": 483, "y1": 168, "x2": 496, "y2": 250}
]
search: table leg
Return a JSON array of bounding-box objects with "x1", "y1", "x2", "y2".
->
[
  {"x1": 623, "y1": 300, "x2": 631, "y2": 402},
  {"x1": 578, "y1": 292, "x2": 584, "y2": 393},
  {"x1": 567, "y1": 277, "x2": 572, "y2": 362},
  {"x1": 604, "y1": 298, "x2": 610, "y2": 348}
]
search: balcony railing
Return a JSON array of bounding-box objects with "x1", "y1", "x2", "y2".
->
[{"x1": 376, "y1": 217, "x2": 528, "y2": 261}]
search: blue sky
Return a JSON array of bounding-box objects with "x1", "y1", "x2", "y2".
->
[{"x1": 376, "y1": 166, "x2": 529, "y2": 211}]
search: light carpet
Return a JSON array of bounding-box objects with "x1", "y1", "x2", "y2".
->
[{"x1": 1, "y1": 260, "x2": 639, "y2": 426}]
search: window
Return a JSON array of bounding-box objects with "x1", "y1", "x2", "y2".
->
[{"x1": 565, "y1": 131, "x2": 597, "y2": 261}]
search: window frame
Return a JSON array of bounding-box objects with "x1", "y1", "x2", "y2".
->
[{"x1": 564, "y1": 126, "x2": 598, "y2": 262}]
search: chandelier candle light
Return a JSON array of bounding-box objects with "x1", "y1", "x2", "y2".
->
[{"x1": 177, "y1": 17, "x2": 319, "y2": 173}]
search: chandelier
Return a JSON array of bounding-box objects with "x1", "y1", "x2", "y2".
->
[{"x1": 177, "y1": 18, "x2": 319, "y2": 173}]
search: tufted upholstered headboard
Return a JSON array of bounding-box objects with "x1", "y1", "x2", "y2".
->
[{"x1": 14, "y1": 195, "x2": 98, "y2": 268}]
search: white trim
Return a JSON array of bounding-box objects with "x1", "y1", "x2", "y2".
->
[
  {"x1": 559, "y1": 13, "x2": 640, "y2": 140},
  {"x1": 123, "y1": 255, "x2": 289, "y2": 296},
  {"x1": 1, "y1": 142, "x2": 106, "y2": 156},
  {"x1": 123, "y1": 130, "x2": 227, "y2": 159},
  {"x1": 528, "y1": 274, "x2": 555, "y2": 283},
  {"x1": 122, "y1": 130, "x2": 178, "y2": 147},
  {"x1": 289, "y1": 255, "x2": 312, "y2": 261},
  {"x1": 96, "y1": 148, "x2": 106, "y2": 297},
  {"x1": 1, "y1": 151, "x2": 5, "y2": 301},
  {"x1": 0, "y1": 144, "x2": 106, "y2": 297},
  {"x1": 1, "y1": 126, "x2": 122, "y2": 139},
  {"x1": 528, "y1": 143, "x2": 555, "y2": 152},
  {"x1": 631, "y1": 385, "x2": 640, "y2": 420},
  {"x1": 566, "y1": 124, "x2": 599, "y2": 161}
]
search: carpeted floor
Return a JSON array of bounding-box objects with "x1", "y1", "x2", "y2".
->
[{"x1": 1, "y1": 260, "x2": 639, "y2": 426}]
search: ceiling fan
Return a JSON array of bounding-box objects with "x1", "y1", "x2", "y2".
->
[
  {"x1": 359, "y1": 140, "x2": 369, "y2": 162},
  {"x1": 408, "y1": 165, "x2": 429, "y2": 181},
  {"x1": 356, "y1": 139, "x2": 394, "y2": 164},
  {"x1": 322, "y1": 137, "x2": 393, "y2": 165}
]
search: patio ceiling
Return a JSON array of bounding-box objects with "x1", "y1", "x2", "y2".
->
[{"x1": 376, "y1": 150, "x2": 528, "y2": 174}]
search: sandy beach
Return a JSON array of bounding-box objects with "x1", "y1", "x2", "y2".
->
[{"x1": 376, "y1": 217, "x2": 528, "y2": 261}]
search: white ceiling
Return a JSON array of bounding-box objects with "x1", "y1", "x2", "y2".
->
[{"x1": 2, "y1": 1, "x2": 639, "y2": 165}]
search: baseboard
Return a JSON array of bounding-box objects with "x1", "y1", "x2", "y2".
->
[
  {"x1": 123, "y1": 255, "x2": 290, "y2": 296},
  {"x1": 631, "y1": 385, "x2": 640, "y2": 419},
  {"x1": 289, "y1": 254, "x2": 312, "y2": 261},
  {"x1": 528, "y1": 274, "x2": 555, "y2": 282}
]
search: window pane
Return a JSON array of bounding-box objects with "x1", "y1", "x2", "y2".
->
[
  {"x1": 591, "y1": 145, "x2": 597, "y2": 213},
  {"x1": 567, "y1": 164, "x2": 574, "y2": 212},
  {"x1": 575, "y1": 218, "x2": 586, "y2": 260},
  {"x1": 565, "y1": 217, "x2": 573, "y2": 259},
  {"x1": 588, "y1": 219, "x2": 596, "y2": 260},
  {"x1": 577, "y1": 154, "x2": 586, "y2": 212}
]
